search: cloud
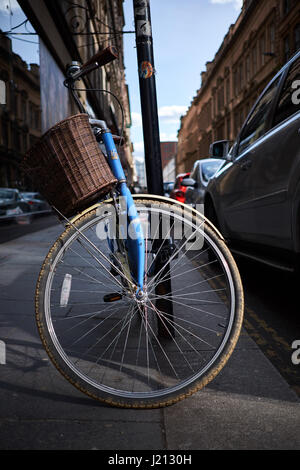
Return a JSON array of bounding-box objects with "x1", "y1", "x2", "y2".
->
[
  {"x1": 160, "y1": 132, "x2": 178, "y2": 142},
  {"x1": 132, "y1": 141, "x2": 145, "y2": 159},
  {"x1": 158, "y1": 105, "x2": 188, "y2": 124},
  {"x1": 210, "y1": 0, "x2": 243, "y2": 10},
  {"x1": 131, "y1": 106, "x2": 188, "y2": 129},
  {"x1": 132, "y1": 132, "x2": 178, "y2": 161},
  {"x1": 131, "y1": 112, "x2": 142, "y2": 127}
]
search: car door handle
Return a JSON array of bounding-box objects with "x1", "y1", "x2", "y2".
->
[{"x1": 240, "y1": 159, "x2": 252, "y2": 171}]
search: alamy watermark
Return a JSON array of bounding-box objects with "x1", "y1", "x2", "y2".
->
[
  {"x1": 291, "y1": 340, "x2": 300, "y2": 365},
  {"x1": 291, "y1": 80, "x2": 300, "y2": 105},
  {"x1": 0, "y1": 340, "x2": 6, "y2": 365},
  {"x1": 95, "y1": 199, "x2": 205, "y2": 250},
  {"x1": 0, "y1": 80, "x2": 5, "y2": 105}
]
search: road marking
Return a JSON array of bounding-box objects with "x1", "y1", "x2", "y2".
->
[
  {"x1": 244, "y1": 306, "x2": 299, "y2": 397},
  {"x1": 193, "y1": 256, "x2": 300, "y2": 396}
]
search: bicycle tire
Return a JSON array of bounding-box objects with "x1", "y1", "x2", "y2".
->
[{"x1": 35, "y1": 198, "x2": 244, "y2": 408}]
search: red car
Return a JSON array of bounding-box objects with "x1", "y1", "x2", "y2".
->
[{"x1": 170, "y1": 172, "x2": 190, "y2": 203}]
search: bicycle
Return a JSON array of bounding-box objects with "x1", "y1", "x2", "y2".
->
[{"x1": 34, "y1": 46, "x2": 244, "y2": 408}]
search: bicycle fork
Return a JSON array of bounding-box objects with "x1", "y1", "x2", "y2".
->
[{"x1": 100, "y1": 128, "x2": 145, "y2": 297}]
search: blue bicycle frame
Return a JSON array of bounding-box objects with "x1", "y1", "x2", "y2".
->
[
  {"x1": 65, "y1": 57, "x2": 145, "y2": 296},
  {"x1": 101, "y1": 128, "x2": 145, "y2": 296}
]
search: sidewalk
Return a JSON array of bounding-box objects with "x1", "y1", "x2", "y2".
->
[{"x1": 0, "y1": 222, "x2": 299, "y2": 450}]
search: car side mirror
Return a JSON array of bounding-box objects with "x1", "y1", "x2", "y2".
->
[
  {"x1": 209, "y1": 140, "x2": 230, "y2": 159},
  {"x1": 181, "y1": 178, "x2": 196, "y2": 187}
]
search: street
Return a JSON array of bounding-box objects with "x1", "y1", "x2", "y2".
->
[
  {"x1": 235, "y1": 257, "x2": 300, "y2": 397},
  {"x1": 0, "y1": 215, "x2": 299, "y2": 451}
]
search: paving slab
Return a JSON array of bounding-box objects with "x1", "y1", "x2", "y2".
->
[{"x1": 0, "y1": 222, "x2": 299, "y2": 450}]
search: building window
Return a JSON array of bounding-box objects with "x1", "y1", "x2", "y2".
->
[
  {"x1": 283, "y1": 0, "x2": 291, "y2": 15},
  {"x1": 295, "y1": 24, "x2": 300, "y2": 52},
  {"x1": 260, "y1": 33, "x2": 266, "y2": 66},
  {"x1": 226, "y1": 77, "x2": 230, "y2": 104},
  {"x1": 1, "y1": 119, "x2": 8, "y2": 148},
  {"x1": 214, "y1": 92, "x2": 217, "y2": 116},
  {"x1": 208, "y1": 99, "x2": 212, "y2": 121},
  {"x1": 239, "y1": 62, "x2": 244, "y2": 90},
  {"x1": 239, "y1": 108, "x2": 244, "y2": 129},
  {"x1": 217, "y1": 85, "x2": 224, "y2": 112},
  {"x1": 217, "y1": 124, "x2": 224, "y2": 140},
  {"x1": 34, "y1": 109, "x2": 40, "y2": 130},
  {"x1": 23, "y1": 132, "x2": 27, "y2": 152},
  {"x1": 233, "y1": 69, "x2": 238, "y2": 96},
  {"x1": 284, "y1": 35, "x2": 290, "y2": 62},
  {"x1": 234, "y1": 111, "x2": 239, "y2": 136},
  {"x1": 245, "y1": 55, "x2": 250, "y2": 82},
  {"x1": 21, "y1": 98, "x2": 27, "y2": 122},
  {"x1": 12, "y1": 125, "x2": 21, "y2": 152},
  {"x1": 10, "y1": 83, "x2": 18, "y2": 117},
  {"x1": 226, "y1": 116, "x2": 231, "y2": 139},
  {"x1": 269, "y1": 23, "x2": 275, "y2": 54},
  {"x1": 252, "y1": 44, "x2": 257, "y2": 76},
  {"x1": 29, "y1": 102, "x2": 33, "y2": 127}
]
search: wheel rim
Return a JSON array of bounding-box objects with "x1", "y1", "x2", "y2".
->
[{"x1": 43, "y1": 203, "x2": 236, "y2": 400}]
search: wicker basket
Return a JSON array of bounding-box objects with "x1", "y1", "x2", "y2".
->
[{"x1": 22, "y1": 113, "x2": 117, "y2": 217}]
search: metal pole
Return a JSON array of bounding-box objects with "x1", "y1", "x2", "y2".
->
[
  {"x1": 133, "y1": 0, "x2": 174, "y2": 338},
  {"x1": 133, "y1": 0, "x2": 163, "y2": 196}
]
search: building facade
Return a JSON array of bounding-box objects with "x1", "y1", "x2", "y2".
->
[
  {"x1": 160, "y1": 141, "x2": 177, "y2": 182},
  {"x1": 0, "y1": 0, "x2": 136, "y2": 188},
  {"x1": 0, "y1": 34, "x2": 41, "y2": 188},
  {"x1": 177, "y1": 0, "x2": 300, "y2": 173},
  {"x1": 163, "y1": 157, "x2": 176, "y2": 183},
  {"x1": 135, "y1": 158, "x2": 146, "y2": 188}
]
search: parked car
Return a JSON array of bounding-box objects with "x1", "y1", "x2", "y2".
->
[
  {"x1": 183, "y1": 159, "x2": 224, "y2": 207},
  {"x1": 163, "y1": 182, "x2": 174, "y2": 197},
  {"x1": 204, "y1": 50, "x2": 300, "y2": 273},
  {"x1": 0, "y1": 188, "x2": 31, "y2": 219},
  {"x1": 20, "y1": 192, "x2": 51, "y2": 213},
  {"x1": 169, "y1": 172, "x2": 190, "y2": 203}
]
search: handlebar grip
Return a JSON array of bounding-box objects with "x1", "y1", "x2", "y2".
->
[{"x1": 81, "y1": 46, "x2": 118, "y2": 70}]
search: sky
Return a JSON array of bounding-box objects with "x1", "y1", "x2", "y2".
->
[
  {"x1": 0, "y1": 0, "x2": 242, "y2": 163},
  {"x1": 122, "y1": 0, "x2": 242, "y2": 161}
]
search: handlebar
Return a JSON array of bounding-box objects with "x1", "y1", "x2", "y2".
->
[
  {"x1": 81, "y1": 45, "x2": 118, "y2": 69},
  {"x1": 64, "y1": 45, "x2": 121, "y2": 122},
  {"x1": 68, "y1": 46, "x2": 118, "y2": 81}
]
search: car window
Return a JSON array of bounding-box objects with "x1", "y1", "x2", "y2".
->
[
  {"x1": 273, "y1": 57, "x2": 300, "y2": 126},
  {"x1": 201, "y1": 161, "x2": 222, "y2": 182},
  {"x1": 0, "y1": 190, "x2": 14, "y2": 199},
  {"x1": 238, "y1": 75, "x2": 280, "y2": 155},
  {"x1": 191, "y1": 164, "x2": 198, "y2": 180},
  {"x1": 21, "y1": 193, "x2": 35, "y2": 199},
  {"x1": 194, "y1": 166, "x2": 200, "y2": 183}
]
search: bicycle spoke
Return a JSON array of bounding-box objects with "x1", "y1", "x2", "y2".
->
[
  {"x1": 149, "y1": 292, "x2": 223, "y2": 305},
  {"x1": 145, "y1": 302, "x2": 216, "y2": 350},
  {"x1": 40, "y1": 200, "x2": 242, "y2": 405},
  {"x1": 148, "y1": 300, "x2": 196, "y2": 373},
  {"x1": 137, "y1": 304, "x2": 179, "y2": 380}
]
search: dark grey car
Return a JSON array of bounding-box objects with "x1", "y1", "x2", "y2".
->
[
  {"x1": 0, "y1": 188, "x2": 31, "y2": 220},
  {"x1": 204, "y1": 51, "x2": 300, "y2": 273},
  {"x1": 184, "y1": 158, "x2": 225, "y2": 207},
  {"x1": 20, "y1": 192, "x2": 51, "y2": 213}
]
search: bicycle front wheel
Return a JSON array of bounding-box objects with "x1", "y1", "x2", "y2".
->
[{"x1": 36, "y1": 198, "x2": 244, "y2": 408}]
